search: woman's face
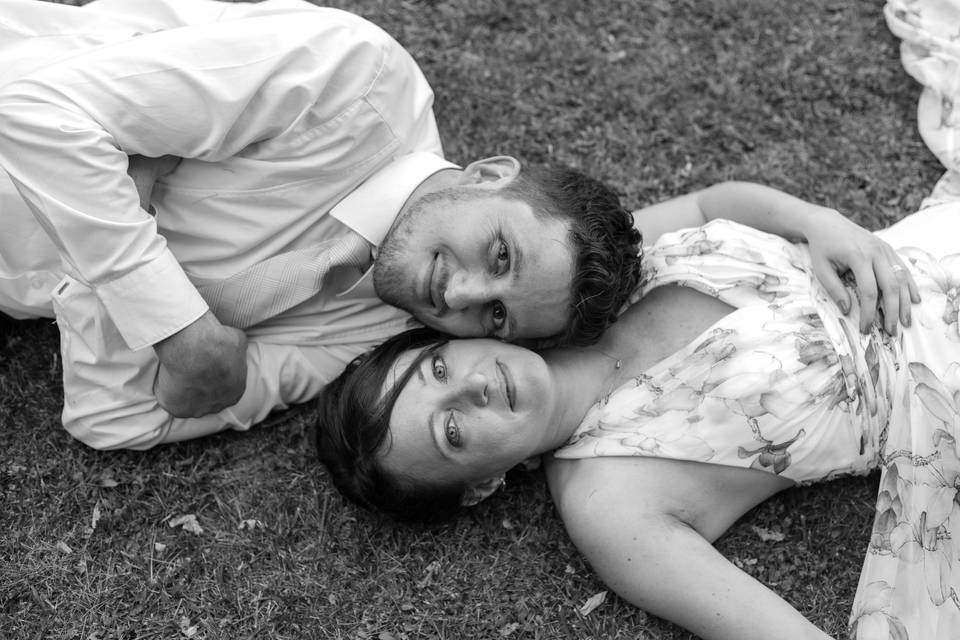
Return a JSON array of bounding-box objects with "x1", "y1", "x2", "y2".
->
[{"x1": 380, "y1": 339, "x2": 559, "y2": 486}]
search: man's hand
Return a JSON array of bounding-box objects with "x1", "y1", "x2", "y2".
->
[
  {"x1": 803, "y1": 207, "x2": 920, "y2": 334},
  {"x1": 153, "y1": 311, "x2": 248, "y2": 417}
]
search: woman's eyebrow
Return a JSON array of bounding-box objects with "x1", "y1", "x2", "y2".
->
[
  {"x1": 411, "y1": 346, "x2": 435, "y2": 385},
  {"x1": 426, "y1": 410, "x2": 443, "y2": 456}
]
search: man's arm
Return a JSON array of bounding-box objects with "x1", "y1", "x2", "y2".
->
[
  {"x1": 633, "y1": 181, "x2": 920, "y2": 333},
  {"x1": 0, "y1": 9, "x2": 414, "y2": 416},
  {"x1": 52, "y1": 262, "x2": 365, "y2": 449},
  {"x1": 126, "y1": 154, "x2": 247, "y2": 417}
]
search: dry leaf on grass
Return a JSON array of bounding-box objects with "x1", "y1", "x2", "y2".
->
[
  {"x1": 168, "y1": 514, "x2": 204, "y2": 535},
  {"x1": 751, "y1": 525, "x2": 786, "y2": 542},
  {"x1": 578, "y1": 591, "x2": 607, "y2": 616},
  {"x1": 82, "y1": 501, "x2": 102, "y2": 539},
  {"x1": 178, "y1": 616, "x2": 198, "y2": 638},
  {"x1": 97, "y1": 470, "x2": 119, "y2": 488}
]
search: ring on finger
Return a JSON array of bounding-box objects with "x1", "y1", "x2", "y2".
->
[{"x1": 891, "y1": 264, "x2": 905, "y2": 273}]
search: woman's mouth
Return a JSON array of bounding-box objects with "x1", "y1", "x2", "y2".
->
[{"x1": 497, "y1": 360, "x2": 515, "y2": 411}]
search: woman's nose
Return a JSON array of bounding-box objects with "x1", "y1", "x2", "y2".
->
[{"x1": 459, "y1": 370, "x2": 488, "y2": 407}]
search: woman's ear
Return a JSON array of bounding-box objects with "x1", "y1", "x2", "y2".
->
[
  {"x1": 459, "y1": 156, "x2": 521, "y2": 186},
  {"x1": 460, "y1": 475, "x2": 506, "y2": 506}
]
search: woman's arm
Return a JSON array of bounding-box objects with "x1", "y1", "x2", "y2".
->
[
  {"x1": 633, "y1": 181, "x2": 919, "y2": 334},
  {"x1": 547, "y1": 456, "x2": 834, "y2": 640}
]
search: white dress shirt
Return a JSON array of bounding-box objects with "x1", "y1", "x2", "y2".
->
[{"x1": 0, "y1": 0, "x2": 456, "y2": 449}]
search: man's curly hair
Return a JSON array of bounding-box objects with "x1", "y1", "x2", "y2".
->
[{"x1": 499, "y1": 165, "x2": 643, "y2": 347}]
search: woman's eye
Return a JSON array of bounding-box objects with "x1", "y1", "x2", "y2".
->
[
  {"x1": 444, "y1": 414, "x2": 461, "y2": 447},
  {"x1": 491, "y1": 301, "x2": 506, "y2": 328},
  {"x1": 431, "y1": 355, "x2": 447, "y2": 382}
]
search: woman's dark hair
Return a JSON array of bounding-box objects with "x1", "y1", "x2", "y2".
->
[
  {"x1": 315, "y1": 327, "x2": 468, "y2": 524},
  {"x1": 501, "y1": 165, "x2": 643, "y2": 347}
]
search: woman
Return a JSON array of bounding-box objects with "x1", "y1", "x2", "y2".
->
[
  {"x1": 316, "y1": 2, "x2": 960, "y2": 638},
  {"x1": 317, "y1": 188, "x2": 960, "y2": 639}
]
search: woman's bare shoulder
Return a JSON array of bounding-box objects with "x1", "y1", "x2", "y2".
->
[
  {"x1": 545, "y1": 455, "x2": 791, "y2": 542},
  {"x1": 611, "y1": 284, "x2": 736, "y2": 370}
]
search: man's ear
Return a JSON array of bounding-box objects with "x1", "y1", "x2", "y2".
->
[{"x1": 458, "y1": 156, "x2": 521, "y2": 186}]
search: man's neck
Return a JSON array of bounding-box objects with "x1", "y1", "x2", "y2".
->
[{"x1": 394, "y1": 167, "x2": 462, "y2": 220}]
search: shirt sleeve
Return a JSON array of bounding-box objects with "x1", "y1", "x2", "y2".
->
[
  {"x1": 53, "y1": 271, "x2": 361, "y2": 449},
  {"x1": 0, "y1": 9, "x2": 420, "y2": 349}
]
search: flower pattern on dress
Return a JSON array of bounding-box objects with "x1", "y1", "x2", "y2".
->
[
  {"x1": 555, "y1": 211, "x2": 960, "y2": 638},
  {"x1": 557, "y1": 4, "x2": 960, "y2": 634},
  {"x1": 849, "y1": 581, "x2": 910, "y2": 640}
]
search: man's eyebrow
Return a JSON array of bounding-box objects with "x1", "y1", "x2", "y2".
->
[{"x1": 503, "y1": 238, "x2": 522, "y2": 340}]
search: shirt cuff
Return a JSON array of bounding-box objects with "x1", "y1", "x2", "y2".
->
[{"x1": 96, "y1": 250, "x2": 209, "y2": 351}]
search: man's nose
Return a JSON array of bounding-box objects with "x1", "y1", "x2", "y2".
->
[{"x1": 444, "y1": 271, "x2": 495, "y2": 311}]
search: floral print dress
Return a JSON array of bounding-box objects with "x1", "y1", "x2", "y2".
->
[
  {"x1": 554, "y1": 215, "x2": 960, "y2": 639},
  {"x1": 556, "y1": 1, "x2": 960, "y2": 637}
]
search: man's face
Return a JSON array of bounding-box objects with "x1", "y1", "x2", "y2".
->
[{"x1": 373, "y1": 191, "x2": 575, "y2": 341}]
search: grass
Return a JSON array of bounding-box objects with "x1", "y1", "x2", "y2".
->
[{"x1": 1, "y1": 0, "x2": 945, "y2": 638}]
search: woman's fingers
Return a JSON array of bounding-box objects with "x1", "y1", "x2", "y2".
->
[
  {"x1": 811, "y1": 255, "x2": 852, "y2": 315},
  {"x1": 873, "y1": 254, "x2": 918, "y2": 334},
  {"x1": 850, "y1": 261, "x2": 880, "y2": 333},
  {"x1": 876, "y1": 263, "x2": 904, "y2": 334}
]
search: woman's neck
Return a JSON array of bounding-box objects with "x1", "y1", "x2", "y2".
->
[
  {"x1": 541, "y1": 345, "x2": 623, "y2": 448},
  {"x1": 540, "y1": 284, "x2": 737, "y2": 450}
]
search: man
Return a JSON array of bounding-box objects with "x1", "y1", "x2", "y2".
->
[
  {"x1": 0, "y1": 0, "x2": 912, "y2": 450},
  {"x1": 0, "y1": 0, "x2": 646, "y2": 449}
]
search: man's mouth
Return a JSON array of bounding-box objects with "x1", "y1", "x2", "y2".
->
[
  {"x1": 428, "y1": 254, "x2": 448, "y2": 315},
  {"x1": 497, "y1": 361, "x2": 515, "y2": 411}
]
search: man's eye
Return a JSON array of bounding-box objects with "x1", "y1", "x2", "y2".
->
[
  {"x1": 445, "y1": 414, "x2": 461, "y2": 447},
  {"x1": 491, "y1": 301, "x2": 506, "y2": 329},
  {"x1": 432, "y1": 355, "x2": 447, "y2": 381},
  {"x1": 496, "y1": 240, "x2": 509, "y2": 272}
]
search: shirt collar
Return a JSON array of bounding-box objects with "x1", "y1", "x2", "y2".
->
[{"x1": 330, "y1": 152, "x2": 459, "y2": 248}]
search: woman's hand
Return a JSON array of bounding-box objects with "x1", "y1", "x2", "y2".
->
[
  {"x1": 802, "y1": 207, "x2": 920, "y2": 334},
  {"x1": 680, "y1": 182, "x2": 921, "y2": 335}
]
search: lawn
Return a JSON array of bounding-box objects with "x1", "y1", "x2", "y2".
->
[{"x1": 1, "y1": 0, "x2": 945, "y2": 638}]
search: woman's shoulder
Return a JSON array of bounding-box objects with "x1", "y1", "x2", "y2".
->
[
  {"x1": 545, "y1": 454, "x2": 792, "y2": 541},
  {"x1": 613, "y1": 284, "x2": 735, "y2": 370}
]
